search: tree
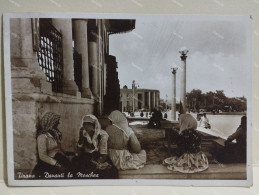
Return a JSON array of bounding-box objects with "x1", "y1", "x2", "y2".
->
[
  {"x1": 213, "y1": 90, "x2": 227, "y2": 111},
  {"x1": 187, "y1": 89, "x2": 247, "y2": 113},
  {"x1": 186, "y1": 89, "x2": 203, "y2": 112},
  {"x1": 205, "y1": 91, "x2": 215, "y2": 106},
  {"x1": 227, "y1": 97, "x2": 247, "y2": 112},
  {"x1": 207, "y1": 104, "x2": 219, "y2": 112}
]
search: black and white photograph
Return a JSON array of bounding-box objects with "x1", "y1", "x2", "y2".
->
[{"x1": 4, "y1": 13, "x2": 252, "y2": 186}]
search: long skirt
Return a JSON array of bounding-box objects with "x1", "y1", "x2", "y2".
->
[
  {"x1": 108, "y1": 149, "x2": 147, "y2": 170},
  {"x1": 32, "y1": 153, "x2": 72, "y2": 179},
  {"x1": 163, "y1": 151, "x2": 209, "y2": 173},
  {"x1": 71, "y1": 152, "x2": 118, "y2": 179}
]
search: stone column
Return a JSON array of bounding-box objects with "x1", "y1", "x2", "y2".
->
[
  {"x1": 156, "y1": 92, "x2": 160, "y2": 108},
  {"x1": 73, "y1": 19, "x2": 92, "y2": 98},
  {"x1": 180, "y1": 51, "x2": 188, "y2": 113},
  {"x1": 142, "y1": 92, "x2": 145, "y2": 109},
  {"x1": 98, "y1": 19, "x2": 103, "y2": 115},
  {"x1": 172, "y1": 68, "x2": 177, "y2": 121},
  {"x1": 153, "y1": 92, "x2": 156, "y2": 108},
  {"x1": 148, "y1": 91, "x2": 151, "y2": 111},
  {"x1": 10, "y1": 18, "x2": 52, "y2": 174},
  {"x1": 88, "y1": 41, "x2": 99, "y2": 97},
  {"x1": 153, "y1": 91, "x2": 156, "y2": 109},
  {"x1": 135, "y1": 92, "x2": 139, "y2": 110},
  {"x1": 10, "y1": 18, "x2": 51, "y2": 94},
  {"x1": 52, "y1": 19, "x2": 79, "y2": 96}
]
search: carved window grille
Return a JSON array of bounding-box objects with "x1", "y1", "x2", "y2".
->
[{"x1": 37, "y1": 19, "x2": 63, "y2": 93}]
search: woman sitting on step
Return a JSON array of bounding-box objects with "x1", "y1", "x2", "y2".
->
[
  {"x1": 32, "y1": 112, "x2": 72, "y2": 179},
  {"x1": 163, "y1": 114, "x2": 209, "y2": 173},
  {"x1": 214, "y1": 115, "x2": 247, "y2": 163},
  {"x1": 72, "y1": 114, "x2": 118, "y2": 179},
  {"x1": 106, "y1": 110, "x2": 147, "y2": 170}
]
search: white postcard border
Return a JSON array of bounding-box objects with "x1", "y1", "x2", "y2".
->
[{"x1": 3, "y1": 12, "x2": 253, "y2": 187}]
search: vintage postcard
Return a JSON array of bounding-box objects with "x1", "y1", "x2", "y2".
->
[{"x1": 4, "y1": 13, "x2": 252, "y2": 186}]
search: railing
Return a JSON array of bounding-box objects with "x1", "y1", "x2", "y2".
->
[{"x1": 37, "y1": 20, "x2": 63, "y2": 93}]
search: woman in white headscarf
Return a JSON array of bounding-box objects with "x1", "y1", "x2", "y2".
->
[
  {"x1": 106, "y1": 110, "x2": 146, "y2": 170},
  {"x1": 163, "y1": 114, "x2": 209, "y2": 173},
  {"x1": 73, "y1": 114, "x2": 118, "y2": 179}
]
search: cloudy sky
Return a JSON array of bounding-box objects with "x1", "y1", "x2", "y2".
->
[{"x1": 109, "y1": 15, "x2": 251, "y2": 100}]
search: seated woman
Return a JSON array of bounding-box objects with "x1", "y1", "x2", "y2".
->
[
  {"x1": 148, "y1": 109, "x2": 162, "y2": 128},
  {"x1": 199, "y1": 113, "x2": 211, "y2": 129},
  {"x1": 106, "y1": 110, "x2": 146, "y2": 170},
  {"x1": 32, "y1": 112, "x2": 71, "y2": 179},
  {"x1": 226, "y1": 115, "x2": 246, "y2": 148},
  {"x1": 215, "y1": 116, "x2": 247, "y2": 163},
  {"x1": 163, "y1": 114, "x2": 209, "y2": 173},
  {"x1": 72, "y1": 114, "x2": 118, "y2": 179}
]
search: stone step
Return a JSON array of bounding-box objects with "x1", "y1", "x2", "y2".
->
[{"x1": 119, "y1": 163, "x2": 246, "y2": 179}]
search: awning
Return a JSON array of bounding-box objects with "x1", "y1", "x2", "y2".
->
[{"x1": 108, "y1": 19, "x2": 135, "y2": 34}]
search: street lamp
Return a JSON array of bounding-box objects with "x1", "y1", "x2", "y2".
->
[
  {"x1": 171, "y1": 67, "x2": 178, "y2": 121},
  {"x1": 179, "y1": 49, "x2": 189, "y2": 114},
  {"x1": 132, "y1": 80, "x2": 139, "y2": 113},
  {"x1": 165, "y1": 94, "x2": 168, "y2": 111}
]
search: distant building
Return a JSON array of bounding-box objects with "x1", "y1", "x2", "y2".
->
[
  {"x1": 159, "y1": 99, "x2": 167, "y2": 110},
  {"x1": 120, "y1": 85, "x2": 160, "y2": 112}
]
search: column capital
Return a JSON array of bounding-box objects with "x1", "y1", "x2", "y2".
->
[
  {"x1": 172, "y1": 68, "x2": 178, "y2": 75},
  {"x1": 81, "y1": 88, "x2": 93, "y2": 98},
  {"x1": 73, "y1": 18, "x2": 88, "y2": 22},
  {"x1": 180, "y1": 54, "x2": 187, "y2": 61}
]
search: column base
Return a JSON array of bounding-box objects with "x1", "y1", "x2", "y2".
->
[
  {"x1": 92, "y1": 94, "x2": 101, "y2": 116},
  {"x1": 81, "y1": 87, "x2": 93, "y2": 99},
  {"x1": 11, "y1": 58, "x2": 47, "y2": 80},
  {"x1": 12, "y1": 77, "x2": 52, "y2": 95},
  {"x1": 63, "y1": 80, "x2": 79, "y2": 96},
  {"x1": 92, "y1": 94, "x2": 100, "y2": 103}
]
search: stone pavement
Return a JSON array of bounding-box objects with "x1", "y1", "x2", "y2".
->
[{"x1": 119, "y1": 163, "x2": 246, "y2": 179}]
